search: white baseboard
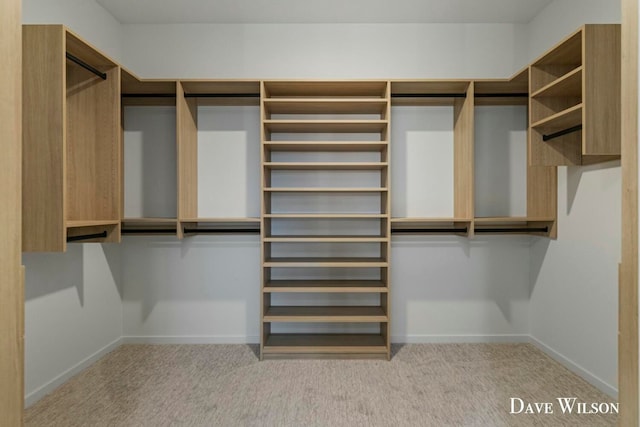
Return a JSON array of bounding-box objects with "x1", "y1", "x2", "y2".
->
[
  {"x1": 25, "y1": 337, "x2": 122, "y2": 408},
  {"x1": 122, "y1": 335, "x2": 261, "y2": 345},
  {"x1": 529, "y1": 335, "x2": 618, "y2": 398},
  {"x1": 391, "y1": 334, "x2": 531, "y2": 344}
]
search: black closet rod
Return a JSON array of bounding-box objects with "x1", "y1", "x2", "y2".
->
[
  {"x1": 66, "y1": 53, "x2": 107, "y2": 80},
  {"x1": 475, "y1": 227, "x2": 549, "y2": 233},
  {"x1": 184, "y1": 93, "x2": 261, "y2": 98},
  {"x1": 393, "y1": 228, "x2": 468, "y2": 234},
  {"x1": 542, "y1": 125, "x2": 582, "y2": 142},
  {"x1": 392, "y1": 93, "x2": 467, "y2": 98},
  {"x1": 67, "y1": 231, "x2": 108, "y2": 242}
]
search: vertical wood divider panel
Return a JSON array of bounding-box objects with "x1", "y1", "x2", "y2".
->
[
  {"x1": 620, "y1": 0, "x2": 639, "y2": 423},
  {"x1": 454, "y1": 82, "x2": 474, "y2": 235},
  {"x1": 22, "y1": 26, "x2": 66, "y2": 252},
  {"x1": 177, "y1": 82, "x2": 198, "y2": 238},
  {"x1": 0, "y1": 0, "x2": 24, "y2": 422},
  {"x1": 583, "y1": 24, "x2": 621, "y2": 156}
]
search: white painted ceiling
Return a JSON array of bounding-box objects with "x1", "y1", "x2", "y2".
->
[{"x1": 96, "y1": 0, "x2": 554, "y2": 24}]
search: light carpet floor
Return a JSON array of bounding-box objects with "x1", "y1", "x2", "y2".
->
[{"x1": 25, "y1": 344, "x2": 617, "y2": 426}]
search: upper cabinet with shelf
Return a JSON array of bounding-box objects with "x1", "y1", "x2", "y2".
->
[
  {"x1": 529, "y1": 24, "x2": 621, "y2": 166},
  {"x1": 22, "y1": 25, "x2": 121, "y2": 252}
]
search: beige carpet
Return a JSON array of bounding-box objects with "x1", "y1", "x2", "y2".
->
[{"x1": 25, "y1": 344, "x2": 617, "y2": 426}]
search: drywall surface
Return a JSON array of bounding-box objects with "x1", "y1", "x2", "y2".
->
[
  {"x1": 23, "y1": 245, "x2": 122, "y2": 406},
  {"x1": 22, "y1": 0, "x2": 122, "y2": 61},
  {"x1": 526, "y1": 0, "x2": 621, "y2": 396},
  {"x1": 121, "y1": 23, "x2": 526, "y2": 79}
]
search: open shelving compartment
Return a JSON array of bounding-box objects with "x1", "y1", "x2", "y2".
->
[
  {"x1": 177, "y1": 80, "x2": 262, "y2": 237},
  {"x1": 389, "y1": 80, "x2": 474, "y2": 236},
  {"x1": 260, "y1": 81, "x2": 391, "y2": 359},
  {"x1": 120, "y1": 69, "x2": 179, "y2": 237},
  {"x1": 529, "y1": 24, "x2": 620, "y2": 166},
  {"x1": 23, "y1": 25, "x2": 121, "y2": 251},
  {"x1": 474, "y1": 69, "x2": 558, "y2": 237}
]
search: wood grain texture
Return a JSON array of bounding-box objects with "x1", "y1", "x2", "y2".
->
[
  {"x1": 176, "y1": 82, "x2": 198, "y2": 228},
  {"x1": 66, "y1": 65, "x2": 121, "y2": 223},
  {"x1": 583, "y1": 24, "x2": 621, "y2": 156},
  {"x1": 620, "y1": 0, "x2": 639, "y2": 424},
  {"x1": 264, "y1": 81, "x2": 387, "y2": 97},
  {"x1": 22, "y1": 26, "x2": 66, "y2": 252},
  {"x1": 0, "y1": 0, "x2": 23, "y2": 423},
  {"x1": 454, "y1": 82, "x2": 474, "y2": 223}
]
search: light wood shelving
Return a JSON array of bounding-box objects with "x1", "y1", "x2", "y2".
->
[
  {"x1": 474, "y1": 68, "x2": 558, "y2": 237},
  {"x1": 261, "y1": 80, "x2": 391, "y2": 359},
  {"x1": 23, "y1": 25, "x2": 121, "y2": 252},
  {"x1": 529, "y1": 24, "x2": 621, "y2": 166}
]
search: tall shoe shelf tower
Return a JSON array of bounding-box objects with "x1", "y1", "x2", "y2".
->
[{"x1": 260, "y1": 81, "x2": 391, "y2": 359}]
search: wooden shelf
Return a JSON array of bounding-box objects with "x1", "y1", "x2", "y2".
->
[
  {"x1": 391, "y1": 80, "x2": 470, "y2": 106},
  {"x1": 66, "y1": 220, "x2": 120, "y2": 228},
  {"x1": 265, "y1": 213, "x2": 386, "y2": 219},
  {"x1": 391, "y1": 218, "x2": 471, "y2": 233},
  {"x1": 474, "y1": 217, "x2": 555, "y2": 235},
  {"x1": 264, "y1": 257, "x2": 388, "y2": 268},
  {"x1": 531, "y1": 103, "x2": 583, "y2": 131},
  {"x1": 263, "y1": 306, "x2": 387, "y2": 322},
  {"x1": 264, "y1": 120, "x2": 388, "y2": 134},
  {"x1": 263, "y1": 81, "x2": 388, "y2": 98},
  {"x1": 531, "y1": 67, "x2": 582, "y2": 98},
  {"x1": 264, "y1": 280, "x2": 387, "y2": 293},
  {"x1": 264, "y1": 235, "x2": 387, "y2": 243},
  {"x1": 180, "y1": 217, "x2": 260, "y2": 223},
  {"x1": 264, "y1": 187, "x2": 387, "y2": 193},
  {"x1": 474, "y1": 216, "x2": 555, "y2": 224},
  {"x1": 263, "y1": 141, "x2": 387, "y2": 152},
  {"x1": 391, "y1": 217, "x2": 470, "y2": 224},
  {"x1": 263, "y1": 334, "x2": 388, "y2": 354},
  {"x1": 263, "y1": 99, "x2": 387, "y2": 115},
  {"x1": 264, "y1": 162, "x2": 387, "y2": 170}
]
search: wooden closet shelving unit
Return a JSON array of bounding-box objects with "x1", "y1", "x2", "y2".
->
[
  {"x1": 389, "y1": 80, "x2": 475, "y2": 236},
  {"x1": 260, "y1": 81, "x2": 391, "y2": 359},
  {"x1": 474, "y1": 69, "x2": 558, "y2": 237},
  {"x1": 121, "y1": 69, "x2": 178, "y2": 236},
  {"x1": 176, "y1": 80, "x2": 261, "y2": 237},
  {"x1": 529, "y1": 24, "x2": 621, "y2": 166},
  {"x1": 23, "y1": 25, "x2": 121, "y2": 252}
]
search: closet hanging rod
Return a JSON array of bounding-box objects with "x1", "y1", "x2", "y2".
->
[
  {"x1": 65, "y1": 53, "x2": 107, "y2": 80},
  {"x1": 392, "y1": 93, "x2": 466, "y2": 98},
  {"x1": 183, "y1": 93, "x2": 261, "y2": 98},
  {"x1": 475, "y1": 227, "x2": 549, "y2": 233},
  {"x1": 475, "y1": 93, "x2": 528, "y2": 98},
  {"x1": 67, "y1": 231, "x2": 108, "y2": 242},
  {"x1": 121, "y1": 94, "x2": 176, "y2": 98},
  {"x1": 542, "y1": 124, "x2": 582, "y2": 141},
  {"x1": 392, "y1": 227, "x2": 468, "y2": 234}
]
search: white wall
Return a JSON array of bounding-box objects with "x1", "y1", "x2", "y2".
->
[
  {"x1": 526, "y1": 0, "x2": 621, "y2": 397},
  {"x1": 23, "y1": 0, "x2": 123, "y2": 61},
  {"x1": 122, "y1": 23, "x2": 526, "y2": 79},
  {"x1": 22, "y1": 0, "x2": 124, "y2": 406},
  {"x1": 22, "y1": 245, "x2": 122, "y2": 406}
]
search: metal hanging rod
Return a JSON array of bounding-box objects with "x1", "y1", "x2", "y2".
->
[
  {"x1": 392, "y1": 93, "x2": 466, "y2": 98},
  {"x1": 121, "y1": 94, "x2": 176, "y2": 98},
  {"x1": 184, "y1": 93, "x2": 261, "y2": 98},
  {"x1": 392, "y1": 227, "x2": 468, "y2": 234},
  {"x1": 475, "y1": 93, "x2": 528, "y2": 98},
  {"x1": 67, "y1": 231, "x2": 108, "y2": 242},
  {"x1": 542, "y1": 124, "x2": 582, "y2": 142},
  {"x1": 66, "y1": 53, "x2": 107, "y2": 80},
  {"x1": 475, "y1": 227, "x2": 549, "y2": 233}
]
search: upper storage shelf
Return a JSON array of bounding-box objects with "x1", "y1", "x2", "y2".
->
[
  {"x1": 529, "y1": 24, "x2": 620, "y2": 166},
  {"x1": 23, "y1": 25, "x2": 121, "y2": 252}
]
